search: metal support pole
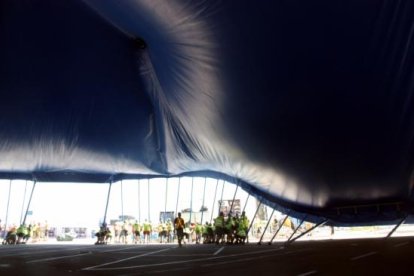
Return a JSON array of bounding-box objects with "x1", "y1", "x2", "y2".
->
[
  {"x1": 121, "y1": 180, "x2": 124, "y2": 221},
  {"x1": 242, "y1": 193, "x2": 250, "y2": 213},
  {"x1": 210, "y1": 179, "x2": 219, "y2": 222},
  {"x1": 3, "y1": 180, "x2": 12, "y2": 238},
  {"x1": 246, "y1": 199, "x2": 262, "y2": 238},
  {"x1": 229, "y1": 181, "x2": 239, "y2": 215},
  {"x1": 173, "y1": 177, "x2": 181, "y2": 242},
  {"x1": 189, "y1": 177, "x2": 194, "y2": 223},
  {"x1": 175, "y1": 177, "x2": 181, "y2": 216},
  {"x1": 103, "y1": 181, "x2": 112, "y2": 226},
  {"x1": 288, "y1": 219, "x2": 327, "y2": 243},
  {"x1": 268, "y1": 213, "x2": 290, "y2": 245},
  {"x1": 386, "y1": 215, "x2": 408, "y2": 238},
  {"x1": 287, "y1": 215, "x2": 307, "y2": 242},
  {"x1": 200, "y1": 177, "x2": 207, "y2": 224},
  {"x1": 20, "y1": 180, "x2": 28, "y2": 224},
  {"x1": 164, "y1": 178, "x2": 168, "y2": 222},
  {"x1": 148, "y1": 179, "x2": 150, "y2": 222},
  {"x1": 22, "y1": 180, "x2": 37, "y2": 226},
  {"x1": 258, "y1": 208, "x2": 275, "y2": 245},
  {"x1": 138, "y1": 179, "x2": 141, "y2": 223},
  {"x1": 218, "y1": 180, "x2": 225, "y2": 215}
]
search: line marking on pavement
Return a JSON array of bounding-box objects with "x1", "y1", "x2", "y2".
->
[
  {"x1": 350, "y1": 251, "x2": 377, "y2": 261},
  {"x1": 26, "y1": 252, "x2": 92, "y2": 264},
  {"x1": 201, "y1": 250, "x2": 303, "y2": 268},
  {"x1": 102, "y1": 247, "x2": 149, "y2": 253},
  {"x1": 151, "y1": 254, "x2": 211, "y2": 257},
  {"x1": 214, "y1": 246, "x2": 225, "y2": 255},
  {"x1": 82, "y1": 248, "x2": 171, "y2": 270},
  {"x1": 113, "y1": 251, "x2": 172, "y2": 255},
  {"x1": 82, "y1": 246, "x2": 295, "y2": 271},
  {"x1": 0, "y1": 246, "x2": 97, "y2": 257},
  {"x1": 394, "y1": 241, "x2": 409, "y2": 248},
  {"x1": 202, "y1": 255, "x2": 269, "y2": 267},
  {"x1": 297, "y1": 270, "x2": 317, "y2": 276}
]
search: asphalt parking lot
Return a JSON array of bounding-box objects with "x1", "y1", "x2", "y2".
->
[{"x1": 1, "y1": 236, "x2": 414, "y2": 275}]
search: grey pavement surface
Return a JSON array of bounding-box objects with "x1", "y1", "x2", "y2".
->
[{"x1": 1, "y1": 237, "x2": 414, "y2": 275}]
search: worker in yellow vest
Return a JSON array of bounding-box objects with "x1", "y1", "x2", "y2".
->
[
  {"x1": 214, "y1": 212, "x2": 225, "y2": 244},
  {"x1": 143, "y1": 220, "x2": 152, "y2": 244},
  {"x1": 166, "y1": 219, "x2": 173, "y2": 243},
  {"x1": 16, "y1": 224, "x2": 28, "y2": 244},
  {"x1": 224, "y1": 215, "x2": 232, "y2": 244},
  {"x1": 240, "y1": 211, "x2": 249, "y2": 244},
  {"x1": 132, "y1": 221, "x2": 141, "y2": 244},
  {"x1": 195, "y1": 222, "x2": 202, "y2": 244}
]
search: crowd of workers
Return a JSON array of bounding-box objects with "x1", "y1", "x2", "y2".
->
[
  {"x1": 95, "y1": 211, "x2": 251, "y2": 246},
  {"x1": 1, "y1": 220, "x2": 50, "y2": 245},
  {"x1": 1, "y1": 210, "x2": 306, "y2": 246}
]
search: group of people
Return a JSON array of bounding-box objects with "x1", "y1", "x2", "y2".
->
[
  {"x1": 173, "y1": 211, "x2": 250, "y2": 247},
  {"x1": 95, "y1": 219, "x2": 173, "y2": 245},
  {"x1": 1, "y1": 221, "x2": 50, "y2": 245},
  {"x1": 95, "y1": 211, "x2": 250, "y2": 247}
]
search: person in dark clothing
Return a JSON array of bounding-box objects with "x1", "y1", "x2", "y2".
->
[{"x1": 174, "y1": 212, "x2": 185, "y2": 247}]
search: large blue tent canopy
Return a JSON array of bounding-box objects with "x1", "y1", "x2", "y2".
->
[{"x1": 1, "y1": 0, "x2": 414, "y2": 224}]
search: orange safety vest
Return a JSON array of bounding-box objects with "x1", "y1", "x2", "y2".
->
[{"x1": 175, "y1": 217, "x2": 184, "y2": 229}]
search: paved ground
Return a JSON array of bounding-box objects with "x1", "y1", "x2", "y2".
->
[{"x1": 1, "y1": 236, "x2": 414, "y2": 275}]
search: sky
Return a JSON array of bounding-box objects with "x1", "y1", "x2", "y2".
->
[{"x1": 0, "y1": 177, "x2": 278, "y2": 230}]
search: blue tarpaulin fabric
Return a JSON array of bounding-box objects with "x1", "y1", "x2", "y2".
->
[{"x1": 1, "y1": 0, "x2": 414, "y2": 224}]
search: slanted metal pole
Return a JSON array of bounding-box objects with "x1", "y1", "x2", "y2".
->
[
  {"x1": 246, "y1": 199, "x2": 262, "y2": 239},
  {"x1": 289, "y1": 219, "x2": 327, "y2": 243},
  {"x1": 287, "y1": 215, "x2": 307, "y2": 242},
  {"x1": 174, "y1": 177, "x2": 181, "y2": 241},
  {"x1": 189, "y1": 177, "x2": 194, "y2": 223},
  {"x1": 103, "y1": 181, "x2": 113, "y2": 226},
  {"x1": 386, "y1": 215, "x2": 408, "y2": 238},
  {"x1": 268, "y1": 213, "x2": 290, "y2": 245},
  {"x1": 138, "y1": 179, "x2": 141, "y2": 223},
  {"x1": 200, "y1": 177, "x2": 207, "y2": 224},
  {"x1": 147, "y1": 179, "x2": 150, "y2": 222},
  {"x1": 229, "y1": 181, "x2": 239, "y2": 215},
  {"x1": 210, "y1": 179, "x2": 219, "y2": 222},
  {"x1": 20, "y1": 180, "x2": 28, "y2": 224},
  {"x1": 3, "y1": 180, "x2": 12, "y2": 238},
  {"x1": 218, "y1": 180, "x2": 225, "y2": 215},
  {"x1": 121, "y1": 180, "x2": 124, "y2": 221},
  {"x1": 175, "y1": 177, "x2": 181, "y2": 216},
  {"x1": 22, "y1": 180, "x2": 37, "y2": 226},
  {"x1": 164, "y1": 178, "x2": 168, "y2": 222},
  {"x1": 258, "y1": 208, "x2": 275, "y2": 245},
  {"x1": 242, "y1": 193, "x2": 250, "y2": 213}
]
